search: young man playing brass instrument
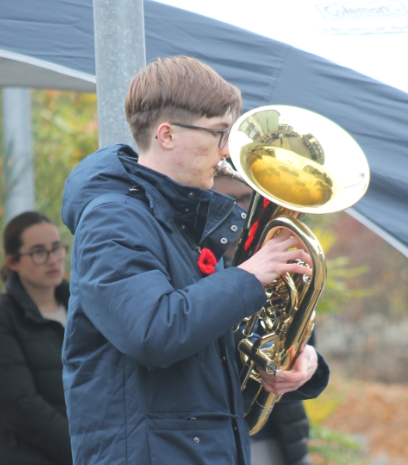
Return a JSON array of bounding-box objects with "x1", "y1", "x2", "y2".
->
[{"x1": 62, "y1": 56, "x2": 329, "y2": 465}]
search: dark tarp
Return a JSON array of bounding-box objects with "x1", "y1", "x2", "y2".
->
[{"x1": 1, "y1": 0, "x2": 407, "y2": 256}]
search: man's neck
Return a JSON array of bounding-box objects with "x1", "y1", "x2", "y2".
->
[{"x1": 137, "y1": 154, "x2": 165, "y2": 176}]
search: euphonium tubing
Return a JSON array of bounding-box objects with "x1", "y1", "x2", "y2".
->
[{"x1": 216, "y1": 105, "x2": 369, "y2": 435}]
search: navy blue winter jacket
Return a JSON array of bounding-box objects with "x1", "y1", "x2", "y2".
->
[{"x1": 61, "y1": 144, "x2": 329, "y2": 465}]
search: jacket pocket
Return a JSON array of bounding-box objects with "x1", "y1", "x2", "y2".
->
[{"x1": 146, "y1": 414, "x2": 237, "y2": 465}]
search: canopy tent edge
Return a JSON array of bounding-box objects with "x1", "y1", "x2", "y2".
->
[
  {"x1": 0, "y1": 49, "x2": 96, "y2": 84},
  {"x1": 347, "y1": 208, "x2": 408, "y2": 259}
]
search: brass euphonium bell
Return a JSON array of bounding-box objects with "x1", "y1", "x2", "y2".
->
[{"x1": 216, "y1": 105, "x2": 370, "y2": 435}]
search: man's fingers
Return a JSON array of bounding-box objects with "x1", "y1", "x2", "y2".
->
[
  {"x1": 260, "y1": 377, "x2": 304, "y2": 394},
  {"x1": 280, "y1": 235, "x2": 306, "y2": 250},
  {"x1": 270, "y1": 228, "x2": 293, "y2": 243},
  {"x1": 287, "y1": 263, "x2": 313, "y2": 276},
  {"x1": 265, "y1": 238, "x2": 312, "y2": 268},
  {"x1": 262, "y1": 383, "x2": 287, "y2": 395},
  {"x1": 259, "y1": 359, "x2": 308, "y2": 385},
  {"x1": 258, "y1": 346, "x2": 318, "y2": 395},
  {"x1": 291, "y1": 353, "x2": 309, "y2": 377},
  {"x1": 270, "y1": 236, "x2": 305, "y2": 251},
  {"x1": 261, "y1": 369, "x2": 305, "y2": 385},
  {"x1": 281, "y1": 249, "x2": 312, "y2": 267}
]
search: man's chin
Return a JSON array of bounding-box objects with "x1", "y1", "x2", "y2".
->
[
  {"x1": 206, "y1": 176, "x2": 215, "y2": 190},
  {"x1": 194, "y1": 176, "x2": 214, "y2": 190}
]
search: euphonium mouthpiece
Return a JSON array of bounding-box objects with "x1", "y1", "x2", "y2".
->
[{"x1": 215, "y1": 159, "x2": 247, "y2": 185}]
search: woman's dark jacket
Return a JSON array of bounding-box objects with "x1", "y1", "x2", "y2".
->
[
  {"x1": 0, "y1": 272, "x2": 72, "y2": 465},
  {"x1": 61, "y1": 144, "x2": 329, "y2": 465}
]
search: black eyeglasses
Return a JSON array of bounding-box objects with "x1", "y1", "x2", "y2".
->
[
  {"x1": 170, "y1": 123, "x2": 231, "y2": 148},
  {"x1": 19, "y1": 245, "x2": 69, "y2": 265}
]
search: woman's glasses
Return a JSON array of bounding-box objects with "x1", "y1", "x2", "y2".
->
[{"x1": 19, "y1": 245, "x2": 68, "y2": 265}]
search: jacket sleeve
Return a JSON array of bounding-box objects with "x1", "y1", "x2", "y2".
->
[
  {"x1": 0, "y1": 304, "x2": 73, "y2": 465},
  {"x1": 74, "y1": 198, "x2": 267, "y2": 369}
]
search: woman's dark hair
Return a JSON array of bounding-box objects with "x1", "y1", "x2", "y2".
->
[{"x1": 1, "y1": 211, "x2": 53, "y2": 283}]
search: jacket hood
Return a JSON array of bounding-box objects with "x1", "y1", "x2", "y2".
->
[{"x1": 62, "y1": 144, "x2": 135, "y2": 235}]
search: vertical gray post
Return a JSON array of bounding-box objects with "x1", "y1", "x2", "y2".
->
[
  {"x1": 93, "y1": 0, "x2": 146, "y2": 149},
  {"x1": 1, "y1": 88, "x2": 35, "y2": 222}
]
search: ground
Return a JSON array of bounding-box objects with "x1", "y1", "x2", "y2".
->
[{"x1": 306, "y1": 368, "x2": 408, "y2": 465}]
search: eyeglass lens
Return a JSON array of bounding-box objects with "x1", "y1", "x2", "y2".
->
[
  {"x1": 31, "y1": 245, "x2": 67, "y2": 265},
  {"x1": 219, "y1": 128, "x2": 230, "y2": 148}
]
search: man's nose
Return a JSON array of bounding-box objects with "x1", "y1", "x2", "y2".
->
[{"x1": 220, "y1": 140, "x2": 230, "y2": 158}]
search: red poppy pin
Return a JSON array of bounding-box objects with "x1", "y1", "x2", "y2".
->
[{"x1": 197, "y1": 248, "x2": 217, "y2": 275}]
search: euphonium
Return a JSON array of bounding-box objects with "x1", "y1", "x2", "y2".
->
[{"x1": 216, "y1": 105, "x2": 370, "y2": 436}]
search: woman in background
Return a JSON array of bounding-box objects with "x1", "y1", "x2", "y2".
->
[{"x1": 0, "y1": 212, "x2": 72, "y2": 465}]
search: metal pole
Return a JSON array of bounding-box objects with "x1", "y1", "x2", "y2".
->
[
  {"x1": 1, "y1": 87, "x2": 35, "y2": 222},
  {"x1": 93, "y1": 0, "x2": 146, "y2": 149}
]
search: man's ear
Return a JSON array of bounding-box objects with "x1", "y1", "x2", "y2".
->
[
  {"x1": 6, "y1": 254, "x2": 19, "y2": 272},
  {"x1": 156, "y1": 123, "x2": 174, "y2": 149}
]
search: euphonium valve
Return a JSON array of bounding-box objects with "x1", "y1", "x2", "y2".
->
[{"x1": 216, "y1": 105, "x2": 370, "y2": 435}]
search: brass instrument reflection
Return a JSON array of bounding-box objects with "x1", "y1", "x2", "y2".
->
[{"x1": 238, "y1": 109, "x2": 333, "y2": 208}]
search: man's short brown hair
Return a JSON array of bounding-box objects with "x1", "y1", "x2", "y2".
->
[{"x1": 125, "y1": 56, "x2": 242, "y2": 151}]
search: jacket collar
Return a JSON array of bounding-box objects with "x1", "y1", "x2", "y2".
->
[
  {"x1": 118, "y1": 147, "x2": 239, "y2": 235},
  {"x1": 6, "y1": 272, "x2": 70, "y2": 324}
]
